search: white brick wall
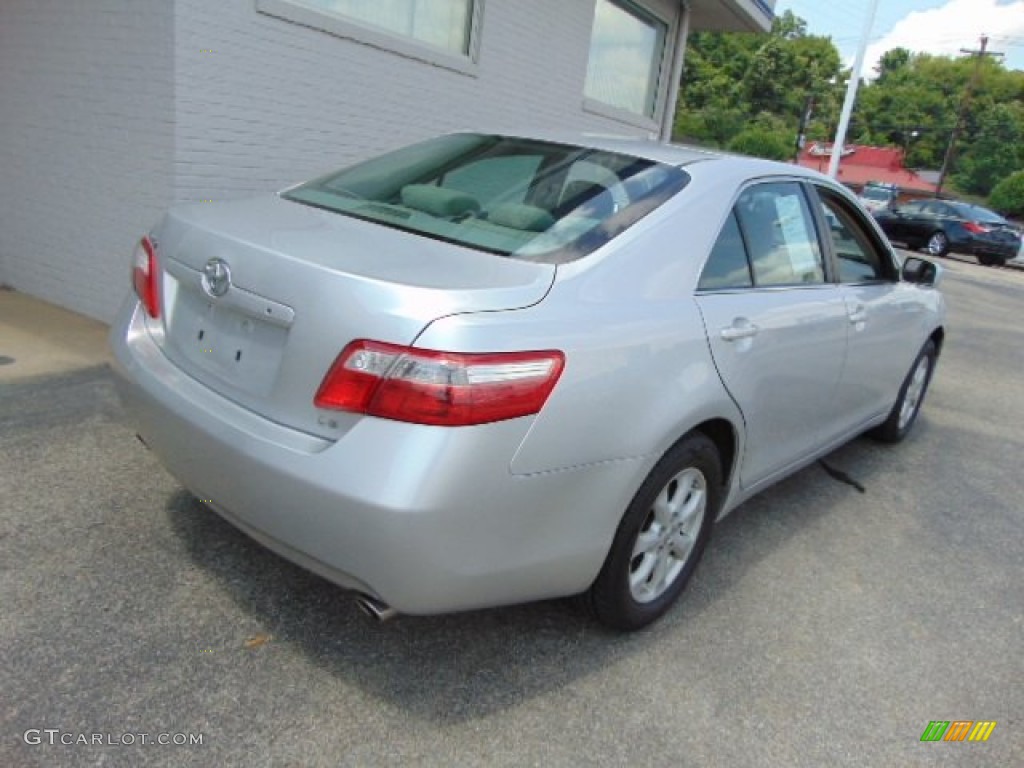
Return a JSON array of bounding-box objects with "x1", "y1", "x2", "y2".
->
[
  {"x1": 1, "y1": 0, "x2": 681, "y2": 322},
  {"x1": 171, "y1": 0, "x2": 679, "y2": 205},
  {"x1": 0, "y1": 0, "x2": 175, "y2": 322}
]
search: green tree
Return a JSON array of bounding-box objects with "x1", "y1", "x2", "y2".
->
[
  {"x1": 875, "y1": 48, "x2": 911, "y2": 83},
  {"x1": 953, "y1": 103, "x2": 1024, "y2": 196},
  {"x1": 673, "y1": 12, "x2": 1024, "y2": 202},
  {"x1": 989, "y1": 170, "x2": 1024, "y2": 217},
  {"x1": 728, "y1": 125, "x2": 792, "y2": 161},
  {"x1": 675, "y1": 104, "x2": 747, "y2": 146},
  {"x1": 675, "y1": 10, "x2": 840, "y2": 153},
  {"x1": 853, "y1": 52, "x2": 1024, "y2": 175}
]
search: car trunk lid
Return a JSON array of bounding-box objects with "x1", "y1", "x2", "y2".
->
[{"x1": 149, "y1": 195, "x2": 555, "y2": 439}]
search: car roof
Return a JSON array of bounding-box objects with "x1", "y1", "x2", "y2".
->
[
  {"x1": 949, "y1": 201, "x2": 1002, "y2": 216},
  {"x1": 473, "y1": 129, "x2": 834, "y2": 184},
  {"x1": 903, "y1": 198, "x2": 1004, "y2": 218}
]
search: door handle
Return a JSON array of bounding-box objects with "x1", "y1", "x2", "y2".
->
[
  {"x1": 848, "y1": 304, "x2": 867, "y2": 324},
  {"x1": 720, "y1": 321, "x2": 760, "y2": 342}
]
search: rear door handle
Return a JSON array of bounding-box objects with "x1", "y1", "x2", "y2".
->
[{"x1": 720, "y1": 321, "x2": 760, "y2": 342}]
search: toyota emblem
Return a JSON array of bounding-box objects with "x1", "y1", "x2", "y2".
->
[{"x1": 202, "y1": 258, "x2": 231, "y2": 298}]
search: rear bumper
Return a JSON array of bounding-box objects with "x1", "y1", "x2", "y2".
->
[
  {"x1": 110, "y1": 300, "x2": 638, "y2": 614},
  {"x1": 956, "y1": 235, "x2": 1019, "y2": 259}
]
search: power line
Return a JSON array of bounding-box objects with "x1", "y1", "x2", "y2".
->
[{"x1": 935, "y1": 35, "x2": 1005, "y2": 196}]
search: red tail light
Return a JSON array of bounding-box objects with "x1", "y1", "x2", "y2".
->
[
  {"x1": 315, "y1": 340, "x2": 565, "y2": 426},
  {"x1": 963, "y1": 221, "x2": 990, "y2": 235},
  {"x1": 132, "y1": 236, "x2": 160, "y2": 318}
]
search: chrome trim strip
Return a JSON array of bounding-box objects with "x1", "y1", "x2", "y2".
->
[{"x1": 164, "y1": 257, "x2": 296, "y2": 328}]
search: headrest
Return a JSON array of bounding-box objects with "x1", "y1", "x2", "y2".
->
[
  {"x1": 400, "y1": 184, "x2": 480, "y2": 217},
  {"x1": 487, "y1": 203, "x2": 555, "y2": 232}
]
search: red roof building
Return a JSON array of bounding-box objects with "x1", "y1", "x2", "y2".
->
[{"x1": 797, "y1": 142, "x2": 937, "y2": 195}]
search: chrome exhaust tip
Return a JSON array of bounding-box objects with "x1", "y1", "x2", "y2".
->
[{"x1": 354, "y1": 594, "x2": 398, "y2": 622}]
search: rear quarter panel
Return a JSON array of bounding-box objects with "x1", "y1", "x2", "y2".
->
[{"x1": 414, "y1": 196, "x2": 744, "y2": 502}]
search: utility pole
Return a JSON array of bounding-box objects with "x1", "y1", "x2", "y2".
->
[
  {"x1": 935, "y1": 35, "x2": 1004, "y2": 196},
  {"x1": 901, "y1": 128, "x2": 920, "y2": 166},
  {"x1": 793, "y1": 94, "x2": 814, "y2": 164}
]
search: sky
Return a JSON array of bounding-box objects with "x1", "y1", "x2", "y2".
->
[{"x1": 773, "y1": 0, "x2": 1024, "y2": 76}]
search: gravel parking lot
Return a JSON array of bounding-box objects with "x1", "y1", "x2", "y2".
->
[{"x1": 2, "y1": 255, "x2": 1021, "y2": 767}]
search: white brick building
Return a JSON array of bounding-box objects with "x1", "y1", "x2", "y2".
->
[{"x1": 0, "y1": 0, "x2": 773, "y2": 322}]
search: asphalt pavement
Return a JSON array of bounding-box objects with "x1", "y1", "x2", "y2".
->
[{"x1": 1, "y1": 257, "x2": 1022, "y2": 767}]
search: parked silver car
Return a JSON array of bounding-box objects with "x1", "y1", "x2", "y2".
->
[{"x1": 111, "y1": 133, "x2": 946, "y2": 630}]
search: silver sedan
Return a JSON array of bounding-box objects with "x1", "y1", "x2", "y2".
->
[{"x1": 110, "y1": 132, "x2": 946, "y2": 630}]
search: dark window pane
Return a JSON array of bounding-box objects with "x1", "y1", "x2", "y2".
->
[
  {"x1": 698, "y1": 211, "x2": 752, "y2": 290},
  {"x1": 819, "y1": 192, "x2": 888, "y2": 283}
]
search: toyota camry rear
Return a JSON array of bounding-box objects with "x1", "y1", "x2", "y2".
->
[
  {"x1": 110, "y1": 133, "x2": 693, "y2": 624},
  {"x1": 111, "y1": 132, "x2": 945, "y2": 630}
]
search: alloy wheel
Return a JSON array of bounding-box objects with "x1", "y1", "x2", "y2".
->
[
  {"x1": 927, "y1": 232, "x2": 947, "y2": 256},
  {"x1": 629, "y1": 467, "x2": 707, "y2": 603},
  {"x1": 898, "y1": 355, "x2": 931, "y2": 430}
]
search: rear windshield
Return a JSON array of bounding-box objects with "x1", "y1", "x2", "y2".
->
[{"x1": 283, "y1": 133, "x2": 689, "y2": 263}]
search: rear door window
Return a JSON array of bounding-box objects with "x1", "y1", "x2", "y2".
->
[
  {"x1": 734, "y1": 182, "x2": 825, "y2": 287},
  {"x1": 699, "y1": 182, "x2": 827, "y2": 291},
  {"x1": 698, "y1": 212, "x2": 753, "y2": 290}
]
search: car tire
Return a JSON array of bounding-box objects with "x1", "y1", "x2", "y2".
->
[
  {"x1": 870, "y1": 340, "x2": 937, "y2": 444},
  {"x1": 926, "y1": 231, "x2": 949, "y2": 257},
  {"x1": 587, "y1": 433, "x2": 722, "y2": 631}
]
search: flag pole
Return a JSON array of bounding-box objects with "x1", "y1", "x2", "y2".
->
[{"x1": 829, "y1": 0, "x2": 880, "y2": 178}]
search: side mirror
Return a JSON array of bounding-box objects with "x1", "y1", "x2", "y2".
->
[{"x1": 901, "y1": 256, "x2": 943, "y2": 288}]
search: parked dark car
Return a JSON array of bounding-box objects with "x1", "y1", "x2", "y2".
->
[{"x1": 872, "y1": 199, "x2": 1022, "y2": 266}]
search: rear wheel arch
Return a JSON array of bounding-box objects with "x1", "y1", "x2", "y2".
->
[
  {"x1": 587, "y1": 430, "x2": 724, "y2": 629},
  {"x1": 647, "y1": 416, "x2": 739, "y2": 497},
  {"x1": 929, "y1": 326, "x2": 945, "y2": 357},
  {"x1": 597, "y1": 416, "x2": 739, "y2": 560},
  {"x1": 691, "y1": 418, "x2": 737, "y2": 494}
]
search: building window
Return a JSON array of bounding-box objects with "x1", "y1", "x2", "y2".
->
[
  {"x1": 257, "y1": 0, "x2": 479, "y2": 74},
  {"x1": 300, "y1": 0, "x2": 472, "y2": 54},
  {"x1": 584, "y1": 0, "x2": 667, "y2": 118}
]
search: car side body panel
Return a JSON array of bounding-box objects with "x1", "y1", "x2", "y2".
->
[
  {"x1": 831, "y1": 281, "x2": 938, "y2": 433},
  {"x1": 696, "y1": 287, "x2": 848, "y2": 488}
]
